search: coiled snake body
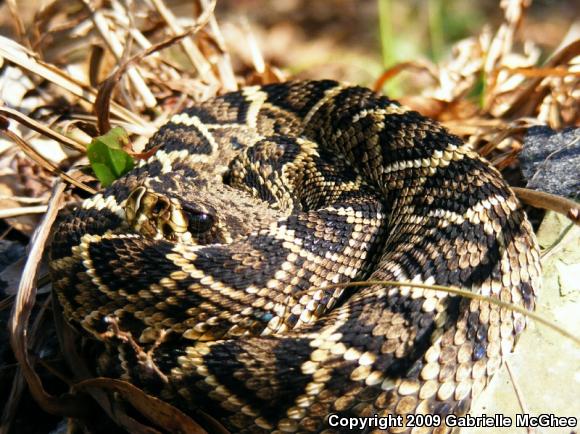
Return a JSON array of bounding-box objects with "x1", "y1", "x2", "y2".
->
[{"x1": 50, "y1": 80, "x2": 541, "y2": 433}]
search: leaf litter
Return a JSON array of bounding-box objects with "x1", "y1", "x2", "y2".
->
[{"x1": 0, "y1": 0, "x2": 578, "y2": 432}]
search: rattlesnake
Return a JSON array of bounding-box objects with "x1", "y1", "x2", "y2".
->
[{"x1": 50, "y1": 80, "x2": 541, "y2": 433}]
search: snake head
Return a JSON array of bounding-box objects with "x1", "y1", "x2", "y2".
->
[
  {"x1": 123, "y1": 174, "x2": 285, "y2": 245},
  {"x1": 124, "y1": 186, "x2": 217, "y2": 243}
]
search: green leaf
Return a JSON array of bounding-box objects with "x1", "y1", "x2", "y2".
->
[
  {"x1": 98, "y1": 126, "x2": 129, "y2": 149},
  {"x1": 90, "y1": 162, "x2": 117, "y2": 187},
  {"x1": 87, "y1": 127, "x2": 134, "y2": 187}
]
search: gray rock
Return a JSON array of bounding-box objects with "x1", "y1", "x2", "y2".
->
[{"x1": 520, "y1": 126, "x2": 580, "y2": 198}]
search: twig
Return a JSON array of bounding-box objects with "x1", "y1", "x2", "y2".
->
[
  {"x1": 316, "y1": 280, "x2": 579, "y2": 346},
  {"x1": 374, "y1": 61, "x2": 439, "y2": 92},
  {"x1": 0, "y1": 35, "x2": 151, "y2": 131},
  {"x1": 241, "y1": 18, "x2": 265, "y2": 74},
  {"x1": 99, "y1": 317, "x2": 169, "y2": 384},
  {"x1": 501, "y1": 39, "x2": 580, "y2": 118},
  {"x1": 0, "y1": 195, "x2": 47, "y2": 204},
  {"x1": 477, "y1": 126, "x2": 527, "y2": 157},
  {"x1": 95, "y1": 0, "x2": 217, "y2": 133},
  {"x1": 36, "y1": 358, "x2": 74, "y2": 388},
  {"x1": 5, "y1": 0, "x2": 27, "y2": 45},
  {"x1": 498, "y1": 65, "x2": 580, "y2": 78},
  {"x1": 0, "y1": 125, "x2": 96, "y2": 194},
  {"x1": 526, "y1": 134, "x2": 580, "y2": 187},
  {"x1": 0, "y1": 368, "x2": 26, "y2": 434},
  {"x1": 150, "y1": 0, "x2": 217, "y2": 85},
  {"x1": 505, "y1": 361, "x2": 536, "y2": 434},
  {"x1": 541, "y1": 222, "x2": 578, "y2": 261},
  {"x1": 200, "y1": 0, "x2": 237, "y2": 91},
  {"x1": 81, "y1": 0, "x2": 157, "y2": 108},
  {"x1": 0, "y1": 107, "x2": 86, "y2": 153},
  {"x1": 0, "y1": 205, "x2": 48, "y2": 219},
  {"x1": 512, "y1": 187, "x2": 580, "y2": 225},
  {"x1": 1, "y1": 296, "x2": 53, "y2": 434},
  {"x1": 73, "y1": 378, "x2": 208, "y2": 433}
]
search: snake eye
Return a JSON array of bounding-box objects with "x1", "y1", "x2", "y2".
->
[{"x1": 187, "y1": 211, "x2": 215, "y2": 234}]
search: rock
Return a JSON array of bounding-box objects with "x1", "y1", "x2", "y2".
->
[{"x1": 520, "y1": 126, "x2": 580, "y2": 198}]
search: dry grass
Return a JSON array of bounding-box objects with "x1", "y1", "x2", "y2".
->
[{"x1": 0, "y1": 0, "x2": 578, "y2": 432}]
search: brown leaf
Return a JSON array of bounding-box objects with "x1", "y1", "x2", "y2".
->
[
  {"x1": 8, "y1": 180, "x2": 91, "y2": 418},
  {"x1": 74, "y1": 378, "x2": 208, "y2": 434}
]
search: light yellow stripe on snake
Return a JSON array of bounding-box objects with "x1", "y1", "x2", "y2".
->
[
  {"x1": 379, "y1": 142, "x2": 473, "y2": 176},
  {"x1": 303, "y1": 84, "x2": 346, "y2": 125},
  {"x1": 168, "y1": 114, "x2": 219, "y2": 154},
  {"x1": 177, "y1": 341, "x2": 267, "y2": 424},
  {"x1": 242, "y1": 86, "x2": 269, "y2": 129},
  {"x1": 144, "y1": 147, "x2": 220, "y2": 173},
  {"x1": 167, "y1": 242, "x2": 296, "y2": 338},
  {"x1": 350, "y1": 106, "x2": 410, "y2": 124},
  {"x1": 426, "y1": 193, "x2": 515, "y2": 232},
  {"x1": 144, "y1": 149, "x2": 190, "y2": 172},
  {"x1": 81, "y1": 193, "x2": 125, "y2": 219}
]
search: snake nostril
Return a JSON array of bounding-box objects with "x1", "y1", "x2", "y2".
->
[{"x1": 151, "y1": 199, "x2": 168, "y2": 215}]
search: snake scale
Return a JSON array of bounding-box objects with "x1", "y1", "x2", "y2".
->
[{"x1": 49, "y1": 80, "x2": 542, "y2": 433}]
